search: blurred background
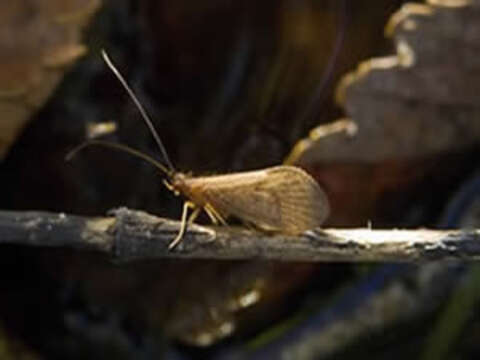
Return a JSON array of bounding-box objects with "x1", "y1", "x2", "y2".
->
[{"x1": 1, "y1": 0, "x2": 480, "y2": 359}]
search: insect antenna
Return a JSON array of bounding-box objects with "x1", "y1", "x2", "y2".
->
[
  {"x1": 101, "y1": 49, "x2": 176, "y2": 173},
  {"x1": 66, "y1": 140, "x2": 173, "y2": 178}
]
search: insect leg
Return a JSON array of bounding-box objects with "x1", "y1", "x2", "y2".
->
[
  {"x1": 188, "y1": 206, "x2": 202, "y2": 225},
  {"x1": 205, "y1": 203, "x2": 228, "y2": 225},
  {"x1": 204, "y1": 206, "x2": 219, "y2": 225},
  {"x1": 169, "y1": 201, "x2": 196, "y2": 249}
]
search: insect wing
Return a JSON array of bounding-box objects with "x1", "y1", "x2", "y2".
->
[{"x1": 196, "y1": 166, "x2": 329, "y2": 234}]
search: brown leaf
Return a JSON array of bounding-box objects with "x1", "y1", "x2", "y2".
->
[
  {"x1": 290, "y1": 0, "x2": 480, "y2": 165},
  {"x1": 0, "y1": 0, "x2": 100, "y2": 159}
]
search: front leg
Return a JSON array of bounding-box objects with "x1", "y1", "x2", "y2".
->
[{"x1": 168, "y1": 201, "x2": 200, "y2": 249}]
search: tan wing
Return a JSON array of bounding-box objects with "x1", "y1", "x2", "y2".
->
[{"x1": 186, "y1": 166, "x2": 330, "y2": 234}]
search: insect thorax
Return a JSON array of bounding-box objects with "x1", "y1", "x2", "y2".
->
[{"x1": 170, "y1": 172, "x2": 204, "y2": 205}]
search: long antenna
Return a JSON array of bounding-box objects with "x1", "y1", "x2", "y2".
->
[
  {"x1": 66, "y1": 140, "x2": 173, "y2": 177},
  {"x1": 101, "y1": 49, "x2": 176, "y2": 173}
]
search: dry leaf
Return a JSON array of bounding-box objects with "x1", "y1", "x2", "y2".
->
[
  {"x1": 289, "y1": 0, "x2": 480, "y2": 165},
  {"x1": 0, "y1": 0, "x2": 100, "y2": 158}
]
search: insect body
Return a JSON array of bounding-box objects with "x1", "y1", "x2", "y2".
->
[
  {"x1": 171, "y1": 166, "x2": 329, "y2": 235},
  {"x1": 68, "y1": 51, "x2": 330, "y2": 249}
]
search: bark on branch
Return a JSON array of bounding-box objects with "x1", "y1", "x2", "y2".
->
[{"x1": 0, "y1": 207, "x2": 479, "y2": 262}]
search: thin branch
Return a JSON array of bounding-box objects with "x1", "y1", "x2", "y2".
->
[{"x1": 0, "y1": 208, "x2": 479, "y2": 262}]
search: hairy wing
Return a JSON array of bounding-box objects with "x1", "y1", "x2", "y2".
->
[{"x1": 198, "y1": 166, "x2": 329, "y2": 234}]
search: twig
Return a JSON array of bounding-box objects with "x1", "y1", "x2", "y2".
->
[{"x1": 0, "y1": 208, "x2": 479, "y2": 262}]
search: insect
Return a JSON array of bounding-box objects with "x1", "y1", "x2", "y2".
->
[{"x1": 67, "y1": 50, "x2": 330, "y2": 249}]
